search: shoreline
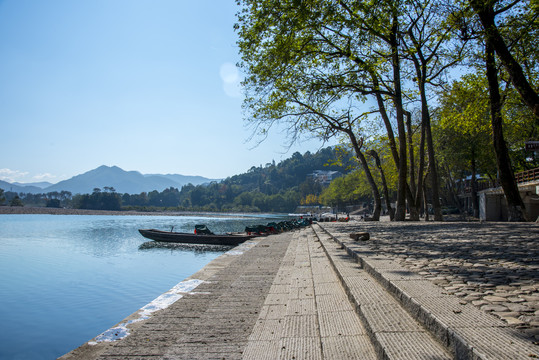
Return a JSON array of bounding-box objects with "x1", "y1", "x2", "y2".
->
[
  {"x1": 60, "y1": 237, "x2": 263, "y2": 359},
  {"x1": 0, "y1": 206, "x2": 185, "y2": 216},
  {"x1": 0, "y1": 206, "x2": 284, "y2": 218}
]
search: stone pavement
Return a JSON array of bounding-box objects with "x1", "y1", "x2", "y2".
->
[
  {"x1": 61, "y1": 221, "x2": 539, "y2": 359},
  {"x1": 318, "y1": 220, "x2": 539, "y2": 338}
]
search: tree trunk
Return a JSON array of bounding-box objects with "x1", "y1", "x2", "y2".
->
[
  {"x1": 349, "y1": 133, "x2": 381, "y2": 221},
  {"x1": 416, "y1": 111, "x2": 427, "y2": 211},
  {"x1": 425, "y1": 112, "x2": 443, "y2": 221},
  {"x1": 390, "y1": 15, "x2": 408, "y2": 221},
  {"x1": 485, "y1": 41, "x2": 527, "y2": 221},
  {"x1": 367, "y1": 150, "x2": 394, "y2": 220},
  {"x1": 375, "y1": 81, "x2": 419, "y2": 221},
  {"x1": 404, "y1": 110, "x2": 421, "y2": 220},
  {"x1": 356, "y1": 151, "x2": 382, "y2": 221},
  {"x1": 472, "y1": 0, "x2": 539, "y2": 123},
  {"x1": 373, "y1": 74, "x2": 400, "y2": 166},
  {"x1": 423, "y1": 176, "x2": 430, "y2": 221},
  {"x1": 405, "y1": 111, "x2": 416, "y2": 198},
  {"x1": 471, "y1": 153, "x2": 479, "y2": 218},
  {"x1": 414, "y1": 63, "x2": 443, "y2": 221}
]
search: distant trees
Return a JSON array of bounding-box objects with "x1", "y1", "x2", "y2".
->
[
  {"x1": 9, "y1": 195, "x2": 24, "y2": 207},
  {"x1": 46, "y1": 199, "x2": 61, "y2": 208},
  {"x1": 73, "y1": 188, "x2": 122, "y2": 211},
  {"x1": 0, "y1": 190, "x2": 73, "y2": 208}
]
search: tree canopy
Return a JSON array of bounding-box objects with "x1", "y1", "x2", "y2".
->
[{"x1": 235, "y1": 0, "x2": 538, "y2": 221}]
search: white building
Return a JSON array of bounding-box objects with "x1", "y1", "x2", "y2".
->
[{"x1": 308, "y1": 170, "x2": 343, "y2": 187}]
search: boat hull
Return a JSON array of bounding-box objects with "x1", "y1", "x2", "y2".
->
[{"x1": 138, "y1": 229, "x2": 252, "y2": 246}]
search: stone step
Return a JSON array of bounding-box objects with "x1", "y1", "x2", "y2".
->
[
  {"x1": 243, "y1": 228, "x2": 378, "y2": 359},
  {"x1": 313, "y1": 223, "x2": 539, "y2": 359},
  {"x1": 312, "y1": 224, "x2": 451, "y2": 359}
]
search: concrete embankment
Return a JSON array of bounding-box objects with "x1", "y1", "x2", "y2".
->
[{"x1": 61, "y1": 221, "x2": 538, "y2": 359}]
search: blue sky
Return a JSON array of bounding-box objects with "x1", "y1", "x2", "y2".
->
[{"x1": 0, "y1": 0, "x2": 327, "y2": 184}]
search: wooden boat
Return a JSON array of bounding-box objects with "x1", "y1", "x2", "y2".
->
[{"x1": 138, "y1": 229, "x2": 253, "y2": 246}]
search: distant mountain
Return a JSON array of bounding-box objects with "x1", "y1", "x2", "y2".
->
[
  {"x1": 12, "y1": 181, "x2": 53, "y2": 189},
  {"x1": 144, "y1": 173, "x2": 218, "y2": 186},
  {"x1": 0, "y1": 166, "x2": 220, "y2": 195},
  {"x1": 0, "y1": 180, "x2": 44, "y2": 194}
]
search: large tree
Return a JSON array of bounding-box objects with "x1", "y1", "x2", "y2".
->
[
  {"x1": 485, "y1": 40, "x2": 527, "y2": 220},
  {"x1": 470, "y1": 0, "x2": 539, "y2": 121},
  {"x1": 457, "y1": 0, "x2": 538, "y2": 220},
  {"x1": 399, "y1": 0, "x2": 469, "y2": 220},
  {"x1": 236, "y1": 0, "x2": 393, "y2": 219},
  {"x1": 237, "y1": 0, "x2": 454, "y2": 221}
]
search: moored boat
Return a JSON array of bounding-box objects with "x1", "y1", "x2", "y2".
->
[{"x1": 138, "y1": 228, "x2": 252, "y2": 246}]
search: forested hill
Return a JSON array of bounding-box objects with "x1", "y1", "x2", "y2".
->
[
  {"x1": 225, "y1": 147, "x2": 353, "y2": 194},
  {"x1": 120, "y1": 146, "x2": 354, "y2": 213}
]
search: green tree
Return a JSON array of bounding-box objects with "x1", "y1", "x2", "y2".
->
[
  {"x1": 435, "y1": 74, "x2": 496, "y2": 217},
  {"x1": 457, "y1": 0, "x2": 538, "y2": 220},
  {"x1": 74, "y1": 190, "x2": 122, "y2": 211},
  {"x1": 469, "y1": 0, "x2": 539, "y2": 121},
  {"x1": 46, "y1": 198, "x2": 61, "y2": 208},
  {"x1": 236, "y1": 0, "x2": 398, "y2": 219},
  {"x1": 10, "y1": 195, "x2": 24, "y2": 207},
  {"x1": 319, "y1": 171, "x2": 370, "y2": 211},
  {"x1": 236, "y1": 0, "x2": 468, "y2": 220}
]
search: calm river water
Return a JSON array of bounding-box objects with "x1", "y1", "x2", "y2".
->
[{"x1": 0, "y1": 213, "x2": 285, "y2": 359}]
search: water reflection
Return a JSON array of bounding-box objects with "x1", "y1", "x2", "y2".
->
[
  {"x1": 0, "y1": 213, "x2": 287, "y2": 360},
  {"x1": 138, "y1": 241, "x2": 233, "y2": 253}
]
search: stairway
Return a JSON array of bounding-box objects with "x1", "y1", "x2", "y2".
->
[
  {"x1": 243, "y1": 227, "x2": 451, "y2": 359},
  {"x1": 312, "y1": 223, "x2": 539, "y2": 359}
]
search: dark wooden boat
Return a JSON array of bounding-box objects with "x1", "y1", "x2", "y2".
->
[{"x1": 138, "y1": 229, "x2": 253, "y2": 246}]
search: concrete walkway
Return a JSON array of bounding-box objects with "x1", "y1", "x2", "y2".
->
[{"x1": 61, "y1": 222, "x2": 539, "y2": 359}]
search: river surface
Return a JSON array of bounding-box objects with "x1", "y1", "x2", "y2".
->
[{"x1": 0, "y1": 213, "x2": 285, "y2": 359}]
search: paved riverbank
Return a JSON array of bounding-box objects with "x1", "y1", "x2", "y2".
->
[{"x1": 61, "y1": 221, "x2": 539, "y2": 359}]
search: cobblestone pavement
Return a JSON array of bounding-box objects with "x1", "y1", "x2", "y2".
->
[{"x1": 319, "y1": 220, "x2": 539, "y2": 341}]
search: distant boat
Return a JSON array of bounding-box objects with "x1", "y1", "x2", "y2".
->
[{"x1": 138, "y1": 229, "x2": 253, "y2": 246}]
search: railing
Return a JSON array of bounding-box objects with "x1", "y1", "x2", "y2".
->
[
  {"x1": 515, "y1": 167, "x2": 539, "y2": 183},
  {"x1": 457, "y1": 167, "x2": 539, "y2": 196}
]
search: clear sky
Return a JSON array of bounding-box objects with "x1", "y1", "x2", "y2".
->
[{"x1": 0, "y1": 0, "x2": 327, "y2": 184}]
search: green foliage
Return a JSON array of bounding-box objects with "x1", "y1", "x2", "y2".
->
[
  {"x1": 73, "y1": 188, "x2": 122, "y2": 211},
  {"x1": 434, "y1": 74, "x2": 497, "y2": 179},
  {"x1": 10, "y1": 191, "x2": 73, "y2": 208},
  {"x1": 9, "y1": 196, "x2": 24, "y2": 207},
  {"x1": 46, "y1": 199, "x2": 61, "y2": 208},
  {"x1": 319, "y1": 171, "x2": 370, "y2": 208},
  {"x1": 434, "y1": 73, "x2": 539, "y2": 180}
]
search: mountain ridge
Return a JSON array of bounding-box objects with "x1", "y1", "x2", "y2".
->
[{"x1": 1, "y1": 166, "x2": 220, "y2": 195}]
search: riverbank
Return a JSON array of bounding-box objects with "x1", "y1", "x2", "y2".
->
[
  {"x1": 0, "y1": 206, "x2": 179, "y2": 216},
  {"x1": 61, "y1": 222, "x2": 539, "y2": 359},
  {"x1": 0, "y1": 214, "x2": 237, "y2": 360},
  {"x1": 0, "y1": 206, "x2": 268, "y2": 217}
]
